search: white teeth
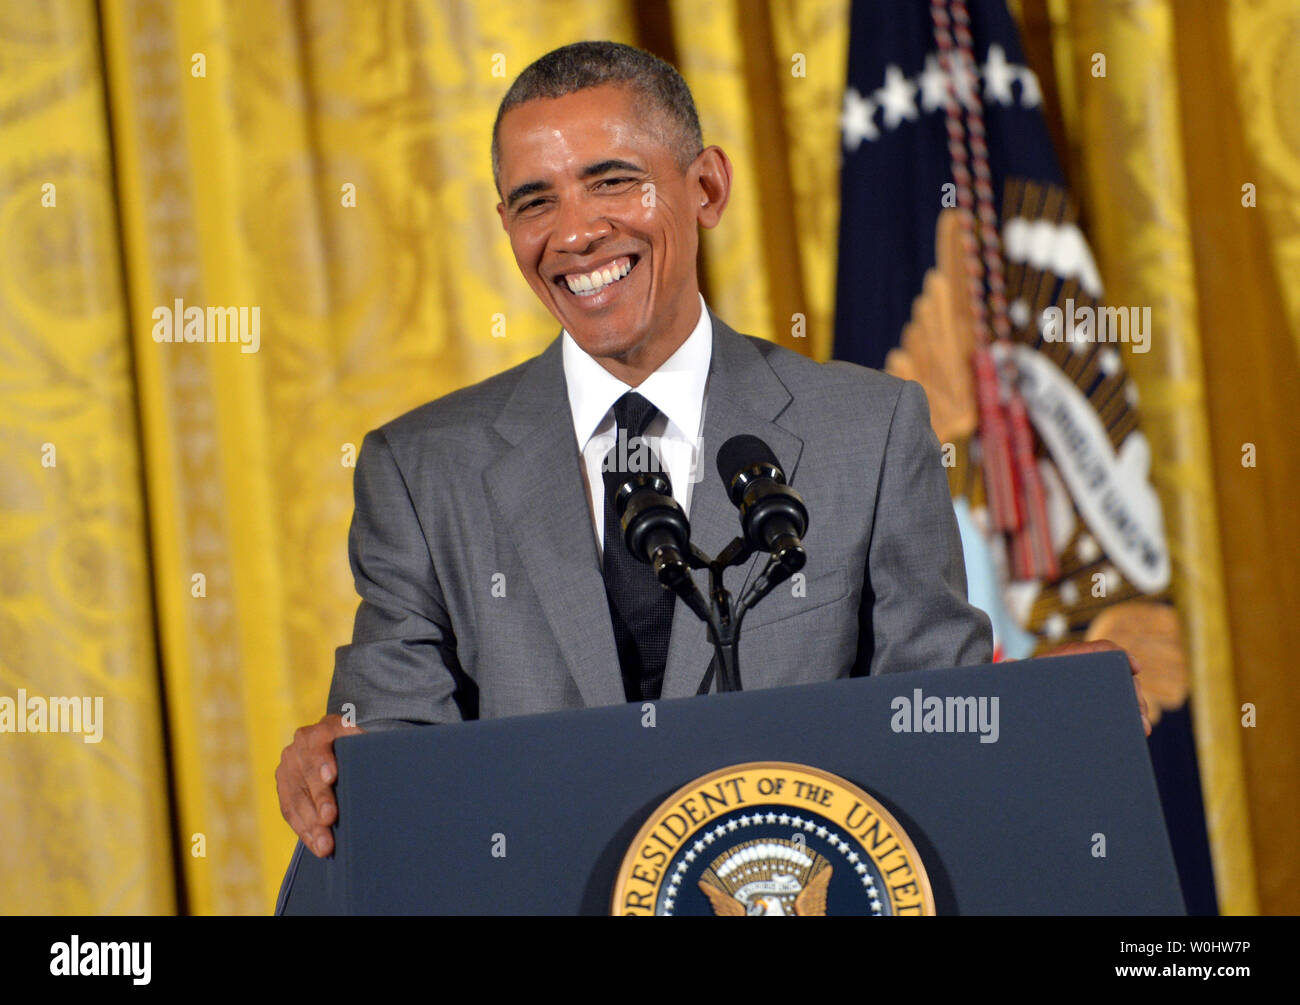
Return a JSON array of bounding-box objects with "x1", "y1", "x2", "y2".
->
[{"x1": 563, "y1": 258, "x2": 635, "y2": 296}]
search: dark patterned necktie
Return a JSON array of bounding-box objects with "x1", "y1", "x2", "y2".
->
[{"x1": 602, "y1": 391, "x2": 675, "y2": 702}]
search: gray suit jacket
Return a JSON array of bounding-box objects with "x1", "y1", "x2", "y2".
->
[{"x1": 327, "y1": 312, "x2": 992, "y2": 728}]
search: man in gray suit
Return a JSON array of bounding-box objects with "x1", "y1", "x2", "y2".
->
[{"x1": 276, "y1": 42, "x2": 1145, "y2": 859}]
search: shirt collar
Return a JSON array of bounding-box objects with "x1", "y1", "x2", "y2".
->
[{"x1": 561, "y1": 293, "x2": 712, "y2": 448}]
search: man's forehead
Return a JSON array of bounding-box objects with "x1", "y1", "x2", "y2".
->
[
  {"x1": 503, "y1": 81, "x2": 639, "y2": 124},
  {"x1": 497, "y1": 85, "x2": 667, "y2": 172}
]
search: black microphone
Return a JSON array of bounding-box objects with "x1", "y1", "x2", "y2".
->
[
  {"x1": 603, "y1": 461, "x2": 697, "y2": 591},
  {"x1": 605, "y1": 451, "x2": 715, "y2": 630},
  {"x1": 716, "y1": 434, "x2": 808, "y2": 575}
]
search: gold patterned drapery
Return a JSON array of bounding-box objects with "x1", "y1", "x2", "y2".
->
[
  {"x1": 0, "y1": 0, "x2": 175, "y2": 915},
  {"x1": 1, "y1": 0, "x2": 1294, "y2": 915},
  {"x1": 1022, "y1": 0, "x2": 1299, "y2": 918}
]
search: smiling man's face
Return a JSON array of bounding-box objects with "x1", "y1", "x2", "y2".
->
[{"x1": 496, "y1": 83, "x2": 730, "y2": 385}]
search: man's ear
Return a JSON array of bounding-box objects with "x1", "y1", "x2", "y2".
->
[
  {"x1": 694, "y1": 146, "x2": 732, "y2": 229},
  {"x1": 496, "y1": 201, "x2": 508, "y2": 231}
]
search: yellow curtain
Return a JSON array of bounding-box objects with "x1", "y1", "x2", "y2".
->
[
  {"x1": 1227, "y1": 0, "x2": 1300, "y2": 362},
  {"x1": 1211, "y1": 0, "x2": 1300, "y2": 915},
  {"x1": 3, "y1": 0, "x2": 1292, "y2": 915},
  {"x1": 1173, "y1": 0, "x2": 1300, "y2": 917},
  {"x1": 0, "y1": 2, "x2": 175, "y2": 913},
  {"x1": 1039, "y1": 0, "x2": 1300, "y2": 915},
  {"x1": 670, "y1": 0, "x2": 847, "y2": 360}
]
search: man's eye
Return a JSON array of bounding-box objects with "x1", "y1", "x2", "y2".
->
[{"x1": 598, "y1": 177, "x2": 635, "y2": 188}]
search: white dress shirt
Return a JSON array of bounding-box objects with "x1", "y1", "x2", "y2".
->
[{"x1": 562, "y1": 293, "x2": 712, "y2": 560}]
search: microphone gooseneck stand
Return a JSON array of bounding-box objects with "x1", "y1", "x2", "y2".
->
[
  {"x1": 679, "y1": 536, "x2": 805, "y2": 696},
  {"x1": 609, "y1": 436, "x2": 809, "y2": 696},
  {"x1": 624, "y1": 508, "x2": 805, "y2": 695}
]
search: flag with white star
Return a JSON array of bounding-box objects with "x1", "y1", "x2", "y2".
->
[
  {"x1": 834, "y1": 0, "x2": 1056, "y2": 366},
  {"x1": 832, "y1": 0, "x2": 1218, "y2": 916}
]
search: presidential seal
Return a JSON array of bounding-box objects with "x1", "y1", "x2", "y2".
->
[{"x1": 612, "y1": 762, "x2": 934, "y2": 916}]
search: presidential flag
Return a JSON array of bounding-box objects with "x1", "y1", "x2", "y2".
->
[{"x1": 833, "y1": 0, "x2": 1217, "y2": 914}]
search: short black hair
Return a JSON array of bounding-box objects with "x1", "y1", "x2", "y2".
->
[{"x1": 491, "y1": 40, "x2": 704, "y2": 193}]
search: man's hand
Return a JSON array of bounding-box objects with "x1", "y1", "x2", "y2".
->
[
  {"x1": 1044, "y1": 638, "x2": 1152, "y2": 737},
  {"x1": 276, "y1": 713, "x2": 364, "y2": 858}
]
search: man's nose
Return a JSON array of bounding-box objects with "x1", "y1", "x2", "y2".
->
[{"x1": 552, "y1": 193, "x2": 612, "y2": 252}]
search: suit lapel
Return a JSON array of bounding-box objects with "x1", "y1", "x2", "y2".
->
[
  {"x1": 485, "y1": 316, "x2": 806, "y2": 707},
  {"x1": 658, "y1": 314, "x2": 804, "y2": 699},
  {"x1": 484, "y1": 339, "x2": 625, "y2": 709}
]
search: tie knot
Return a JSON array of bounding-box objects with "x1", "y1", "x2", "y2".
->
[{"x1": 613, "y1": 391, "x2": 658, "y2": 439}]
